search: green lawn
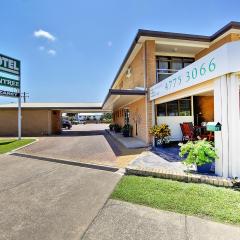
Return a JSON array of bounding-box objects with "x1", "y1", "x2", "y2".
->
[
  {"x1": 0, "y1": 138, "x2": 35, "y2": 154},
  {"x1": 111, "y1": 176, "x2": 240, "y2": 225}
]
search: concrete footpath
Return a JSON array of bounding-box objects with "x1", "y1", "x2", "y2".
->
[{"x1": 82, "y1": 199, "x2": 240, "y2": 240}]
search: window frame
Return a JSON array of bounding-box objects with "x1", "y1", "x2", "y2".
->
[
  {"x1": 156, "y1": 97, "x2": 192, "y2": 117},
  {"x1": 156, "y1": 56, "x2": 194, "y2": 83}
]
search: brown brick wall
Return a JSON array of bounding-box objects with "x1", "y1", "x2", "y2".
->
[
  {"x1": 128, "y1": 97, "x2": 147, "y2": 142},
  {"x1": 112, "y1": 40, "x2": 156, "y2": 144},
  {"x1": 145, "y1": 40, "x2": 156, "y2": 88},
  {"x1": 51, "y1": 110, "x2": 61, "y2": 134},
  {"x1": 112, "y1": 97, "x2": 148, "y2": 143},
  {"x1": 113, "y1": 109, "x2": 125, "y2": 127},
  {"x1": 0, "y1": 109, "x2": 53, "y2": 136},
  {"x1": 195, "y1": 33, "x2": 240, "y2": 60},
  {"x1": 116, "y1": 46, "x2": 145, "y2": 90}
]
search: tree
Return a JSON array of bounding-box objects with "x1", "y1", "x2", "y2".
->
[
  {"x1": 101, "y1": 113, "x2": 112, "y2": 121},
  {"x1": 65, "y1": 113, "x2": 77, "y2": 122}
]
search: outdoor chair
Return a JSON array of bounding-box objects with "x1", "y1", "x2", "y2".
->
[
  {"x1": 184, "y1": 122, "x2": 195, "y2": 133},
  {"x1": 182, "y1": 122, "x2": 215, "y2": 142},
  {"x1": 180, "y1": 123, "x2": 195, "y2": 141},
  {"x1": 197, "y1": 131, "x2": 214, "y2": 141}
]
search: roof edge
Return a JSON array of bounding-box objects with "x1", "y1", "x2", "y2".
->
[
  {"x1": 137, "y1": 29, "x2": 210, "y2": 42},
  {"x1": 211, "y1": 21, "x2": 240, "y2": 40}
]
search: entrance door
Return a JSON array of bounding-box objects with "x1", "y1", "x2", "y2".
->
[{"x1": 124, "y1": 109, "x2": 130, "y2": 124}]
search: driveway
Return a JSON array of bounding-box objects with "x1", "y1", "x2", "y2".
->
[
  {"x1": 17, "y1": 124, "x2": 119, "y2": 167},
  {"x1": 0, "y1": 153, "x2": 121, "y2": 240}
]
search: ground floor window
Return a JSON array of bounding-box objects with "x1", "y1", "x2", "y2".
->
[
  {"x1": 156, "y1": 97, "x2": 192, "y2": 117},
  {"x1": 179, "y1": 98, "x2": 191, "y2": 116}
]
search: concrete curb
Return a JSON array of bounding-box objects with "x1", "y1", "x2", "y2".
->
[
  {"x1": 126, "y1": 166, "x2": 233, "y2": 187},
  {"x1": 5, "y1": 138, "x2": 39, "y2": 155},
  {"x1": 105, "y1": 130, "x2": 148, "y2": 149}
]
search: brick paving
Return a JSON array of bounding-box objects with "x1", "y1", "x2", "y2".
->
[
  {"x1": 17, "y1": 124, "x2": 117, "y2": 167},
  {"x1": 16, "y1": 124, "x2": 144, "y2": 168},
  {"x1": 127, "y1": 151, "x2": 233, "y2": 187}
]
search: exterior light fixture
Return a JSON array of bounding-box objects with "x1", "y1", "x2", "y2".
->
[{"x1": 126, "y1": 67, "x2": 132, "y2": 78}]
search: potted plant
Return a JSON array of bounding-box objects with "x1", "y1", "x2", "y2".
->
[
  {"x1": 179, "y1": 139, "x2": 218, "y2": 173},
  {"x1": 109, "y1": 123, "x2": 114, "y2": 131},
  {"x1": 114, "y1": 124, "x2": 122, "y2": 133},
  {"x1": 122, "y1": 124, "x2": 133, "y2": 137},
  {"x1": 149, "y1": 124, "x2": 171, "y2": 147}
]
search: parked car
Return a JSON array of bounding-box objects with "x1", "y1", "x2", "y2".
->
[
  {"x1": 79, "y1": 120, "x2": 86, "y2": 124},
  {"x1": 72, "y1": 120, "x2": 80, "y2": 125},
  {"x1": 62, "y1": 119, "x2": 72, "y2": 129}
]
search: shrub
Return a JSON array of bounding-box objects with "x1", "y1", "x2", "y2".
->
[
  {"x1": 179, "y1": 139, "x2": 218, "y2": 166},
  {"x1": 122, "y1": 124, "x2": 133, "y2": 137},
  {"x1": 102, "y1": 118, "x2": 112, "y2": 124},
  {"x1": 109, "y1": 124, "x2": 114, "y2": 131},
  {"x1": 149, "y1": 124, "x2": 171, "y2": 144},
  {"x1": 114, "y1": 124, "x2": 122, "y2": 133}
]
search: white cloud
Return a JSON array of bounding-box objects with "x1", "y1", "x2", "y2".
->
[
  {"x1": 107, "y1": 41, "x2": 112, "y2": 47},
  {"x1": 38, "y1": 46, "x2": 57, "y2": 56},
  {"x1": 47, "y1": 49, "x2": 56, "y2": 56},
  {"x1": 34, "y1": 29, "x2": 56, "y2": 41}
]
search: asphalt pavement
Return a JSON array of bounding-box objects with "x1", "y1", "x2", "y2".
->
[{"x1": 0, "y1": 154, "x2": 121, "y2": 240}]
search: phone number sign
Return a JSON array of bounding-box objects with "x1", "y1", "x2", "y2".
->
[{"x1": 150, "y1": 41, "x2": 240, "y2": 100}]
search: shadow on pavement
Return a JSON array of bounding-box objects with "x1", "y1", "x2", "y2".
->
[
  {"x1": 60, "y1": 130, "x2": 106, "y2": 136},
  {"x1": 11, "y1": 152, "x2": 119, "y2": 172}
]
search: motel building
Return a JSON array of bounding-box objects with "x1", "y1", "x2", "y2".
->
[
  {"x1": 0, "y1": 22, "x2": 240, "y2": 178},
  {"x1": 103, "y1": 21, "x2": 240, "y2": 178}
]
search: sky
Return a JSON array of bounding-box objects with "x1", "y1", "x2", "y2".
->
[{"x1": 0, "y1": 0, "x2": 240, "y2": 104}]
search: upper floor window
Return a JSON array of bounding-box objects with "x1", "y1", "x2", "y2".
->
[{"x1": 156, "y1": 56, "x2": 194, "y2": 83}]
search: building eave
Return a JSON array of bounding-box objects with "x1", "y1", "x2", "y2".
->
[{"x1": 102, "y1": 89, "x2": 146, "y2": 110}]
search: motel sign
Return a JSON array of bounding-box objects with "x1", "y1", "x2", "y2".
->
[{"x1": 0, "y1": 53, "x2": 21, "y2": 139}]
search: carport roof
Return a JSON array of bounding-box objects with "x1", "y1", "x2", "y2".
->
[
  {"x1": 0, "y1": 89, "x2": 146, "y2": 112},
  {"x1": 0, "y1": 102, "x2": 107, "y2": 112}
]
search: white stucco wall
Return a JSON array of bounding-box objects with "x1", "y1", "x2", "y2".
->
[{"x1": 157, "y1": 116, "x2": 194, "y2": 141}]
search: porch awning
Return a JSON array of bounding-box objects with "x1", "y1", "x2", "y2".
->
[{"x1": 102, "y1": 89, "x2": 146, "y2": 110}]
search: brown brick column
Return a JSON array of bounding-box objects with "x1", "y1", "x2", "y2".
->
[
  {"x1": 51, "y1": 110, "x2": 62, "y2": 134},
  {"x1": 145, "y1": 40, "x2": 156, "y2": 144}
]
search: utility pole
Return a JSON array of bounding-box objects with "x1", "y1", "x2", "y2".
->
[{"x1": 21, "y1": 92, "x2": 29, "y2": 103}]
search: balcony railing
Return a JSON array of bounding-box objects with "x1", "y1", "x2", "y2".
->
[{"x1": 156, "y1": 68, "x2": 179, "y2": 83}]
